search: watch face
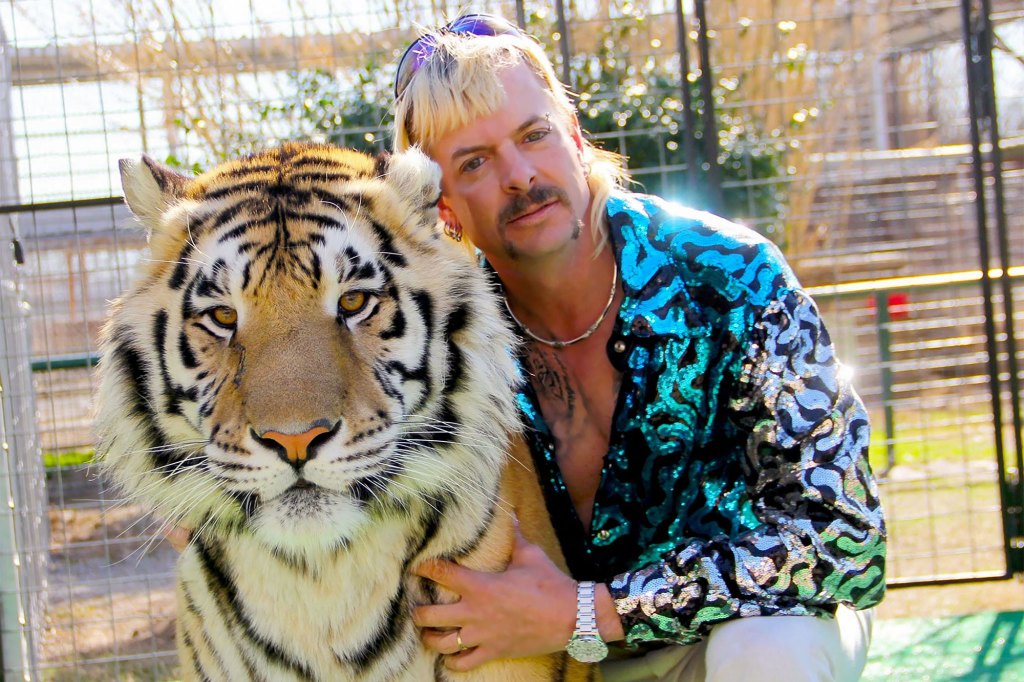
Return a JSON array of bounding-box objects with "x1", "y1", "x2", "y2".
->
[{"x1": 567, "y1": 635, "x2": 609, "y2": 663}]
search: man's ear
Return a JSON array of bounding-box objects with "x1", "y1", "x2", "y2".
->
[
  {"x1": 568, "y1": 113, "x2": 586, "y2": 154},
  {"x1": 438, "y1": 196, "x2": 456, "y2": 224},
  {"x1": 438, "y1": 196, "x2": 463, "y2": 242}
]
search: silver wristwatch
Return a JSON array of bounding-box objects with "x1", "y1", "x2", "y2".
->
[{"x1": 565, "y1": 580, "x2": 609, "y2": 663}]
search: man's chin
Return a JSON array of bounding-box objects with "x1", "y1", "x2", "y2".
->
[{"x1": 251, "y1": 488, "x2": 367, "y2": 554}]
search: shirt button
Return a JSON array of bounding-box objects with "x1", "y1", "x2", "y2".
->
[
  {"x1": 613, "y1": 340, "x2": 627, "y2": 354},
  {"x1": 597, "y1": 529, "x2": 611, "y2": 541}
]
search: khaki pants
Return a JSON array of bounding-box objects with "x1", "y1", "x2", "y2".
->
[{"x1": 600, "y1": 607, "x2": 874, "y2": 682}]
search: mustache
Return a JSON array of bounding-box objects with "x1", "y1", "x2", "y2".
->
[{"x1": 498, "y1": 186, "x2": 570, "y2": 226}]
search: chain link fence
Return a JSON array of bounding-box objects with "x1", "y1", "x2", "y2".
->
[{"x1": 0, "y1": 0, "x2": 1022, "y2": 679}]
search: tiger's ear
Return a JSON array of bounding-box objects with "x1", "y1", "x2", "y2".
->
[
  {"x1": 118, "y1": 156, "x2": 190, "y2": 231},
  {"x1": 379, "y1": 147, "x2": 443, "y2": 231}
]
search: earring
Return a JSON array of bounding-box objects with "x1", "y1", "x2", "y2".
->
[{"x1": 443, "y1": 220, "x2": 463, "y2": 242}]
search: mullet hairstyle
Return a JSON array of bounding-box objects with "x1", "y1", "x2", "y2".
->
[{"x1": 392, "y1": 31, "x2": 629, "y2": 254}]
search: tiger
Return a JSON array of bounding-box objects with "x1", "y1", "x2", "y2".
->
[{"x1": 94, "y1": 143, "x2": 596, "y2": 681}]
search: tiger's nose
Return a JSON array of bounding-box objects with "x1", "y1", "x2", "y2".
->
[{"x1": 252, "y1": 421, "x2": 338, "y2": 466}]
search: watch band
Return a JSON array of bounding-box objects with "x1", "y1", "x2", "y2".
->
[
  {"x1": 575, "y1": 580, "x2": 599, "y2": 635},
  {"x1": 566, "y1": 580, "x2": 608, "y2": 662}
]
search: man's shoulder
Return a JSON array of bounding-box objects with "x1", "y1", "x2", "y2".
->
[
  {"x1": 607, "y1": 191, "x2": 798, "y2": 307},
  {"x1": 607, "y1": 192, "x2": 783, "y2": 265}
]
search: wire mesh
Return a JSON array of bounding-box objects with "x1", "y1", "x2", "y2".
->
[
  {"x1": 0, "y1": 0, "x2": 1022, "y2": 679},
  {"x1": 2, "y1": 13, "x2": 47, "y2": 682}
]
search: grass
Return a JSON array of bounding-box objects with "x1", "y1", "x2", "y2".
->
[
  {"x1": 43, "y1": 448, "x2": 95, "y2": 470},
  {"x1": 867, "y1": 407, "x2": 998, "y2": 473}
]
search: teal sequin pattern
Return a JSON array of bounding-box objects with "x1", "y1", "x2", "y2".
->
[{"x1": 517, "y1": 192, "x2": 886, "y2": 647}]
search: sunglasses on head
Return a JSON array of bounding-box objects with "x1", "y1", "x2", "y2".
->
[{"x1": 393, "y1": 13, "x2": 523, "y2": 99}]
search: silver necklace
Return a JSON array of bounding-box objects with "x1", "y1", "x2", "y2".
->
[{"x1": 504, "y1": 261, "x2": 619, "y2": 350}]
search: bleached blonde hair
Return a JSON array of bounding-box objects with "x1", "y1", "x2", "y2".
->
[{"x1": 392, "y1": 30, "x2": 629, "y2": 253}]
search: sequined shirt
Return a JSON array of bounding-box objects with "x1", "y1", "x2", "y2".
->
[{"x1": 515, "y1": 191, "x2": 886, "y2": 646}]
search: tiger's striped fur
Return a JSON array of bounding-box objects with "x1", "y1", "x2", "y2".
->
[{"x1": 95, "y1": 143, "x2": 595, "y2": 681}]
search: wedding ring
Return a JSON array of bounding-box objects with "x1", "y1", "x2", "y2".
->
[{"x1": 456, "y1": 629, "x2": 468, "y2": 652}]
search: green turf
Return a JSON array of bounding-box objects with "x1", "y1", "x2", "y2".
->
[{"x1": 864, "y1": 612, "x2": 1024, "y2": 681}]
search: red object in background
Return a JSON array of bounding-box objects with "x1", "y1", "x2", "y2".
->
[
  {"x1": 866, "y1": 292, "x2": 911, "y2": 320},
  {"x1": 887, "y1": 292, "x2": 910, "y2": 320}
]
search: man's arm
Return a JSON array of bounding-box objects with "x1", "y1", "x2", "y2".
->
[{"x1": 608, "y1": 287, "x2": 886, "y2": 646}]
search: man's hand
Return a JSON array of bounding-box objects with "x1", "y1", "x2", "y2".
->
[{"x1": 413, "y1": 526, "x2": 578, "y2": 671}]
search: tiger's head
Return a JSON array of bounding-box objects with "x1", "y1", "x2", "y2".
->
[{"x1": 96, "y1": 143, "x2": 519, "y2": 557}]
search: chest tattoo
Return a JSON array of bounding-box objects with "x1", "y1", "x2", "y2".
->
[{"x1": 523, "y1": 347, "x2": 576, "y2": 419}]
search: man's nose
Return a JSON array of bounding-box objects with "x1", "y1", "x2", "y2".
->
[{"x1": 499, "y1": 148, "x2": 536, "y2": 194}]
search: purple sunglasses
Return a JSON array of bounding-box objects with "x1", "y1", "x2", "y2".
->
[{"x1": 393, "y1": 13, "x2": 522, "y2": 99}]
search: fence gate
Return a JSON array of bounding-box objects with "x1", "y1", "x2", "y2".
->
[
  {"x1": 960, "y1": 0, "x2": 1024, "y2": 582},
  {"x1": 0, "y1": 0, "x2": 1022, "y2": 679}
]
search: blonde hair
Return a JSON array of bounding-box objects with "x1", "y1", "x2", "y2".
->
[{"x1": 392, "y1": 30, "x2": 629, "y2": 253}]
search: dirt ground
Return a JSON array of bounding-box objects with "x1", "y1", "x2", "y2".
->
[{"x1": 43, "y1": 504, "x2": 180, "y2": 680}]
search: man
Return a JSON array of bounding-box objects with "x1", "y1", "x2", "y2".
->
[{"x1": 393, "y1": 14, "x2": 886, "y2": 682}]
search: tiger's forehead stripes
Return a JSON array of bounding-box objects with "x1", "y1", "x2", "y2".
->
[
  {"x1": 189, "y1": 143, "x2": 378, "y2": 200},
  {"x1": 193, "y1": 150, "x2": 376, "y2": 248},
  {"x1": 173, "y1": 159, "x2": 423, "y2": 297}
]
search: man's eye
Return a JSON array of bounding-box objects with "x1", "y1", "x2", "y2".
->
[
  {"x1": 523, "y1": 127, "x2": 551, "y2": 143},
  {"x1": 339, "y1": 291, "x2": 369, "y2": 315},
  {"x1": 459, "y1": 156, "x2": 485, "y2": 174}
]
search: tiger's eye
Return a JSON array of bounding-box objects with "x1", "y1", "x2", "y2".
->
[
  {"x1": 211, "y1": 306, "x2": 238, "y2": 328},
  {"x1": 339, "y1": 292, "x2": 368, "y2": 315}
]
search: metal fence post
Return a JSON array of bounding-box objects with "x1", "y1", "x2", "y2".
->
[
  {"x1": 875, "y1": 291, "x2": 897, "y2": 472},
  {"x1": 693, "y1": 0, "x2": 722, "y2": 213},
  {"x1": 673, "y1": 0, "x2": 699, "y2": 197},
  {"x1": 514, "y1": 0, "x2": 526, "y2": 30},
  {"x1": 553, "y1": 0, "x2": 573, "y2": 91}
]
